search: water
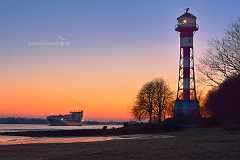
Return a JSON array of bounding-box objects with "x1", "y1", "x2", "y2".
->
[
  {"x1": 0, "y1": 124, "x2": 121, "y2": 145},
  {"x1": 0, "y1": 124, "x2": 174, "y2": 145},
  {"x1": 0, "y1": 124, "x2": 122, "y2": 133}
]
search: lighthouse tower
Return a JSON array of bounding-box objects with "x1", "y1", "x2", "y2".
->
[{"x1": 174, "y1": 9, "x2": 200, "y2": 122}]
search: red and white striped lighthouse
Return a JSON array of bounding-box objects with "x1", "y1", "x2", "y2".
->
[{"x1": 174, "y1": 8, "x2": 200, "y2": 121}]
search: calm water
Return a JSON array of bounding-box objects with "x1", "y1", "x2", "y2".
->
[
  {"x1": 0, "y1": 124, "x2": 174, "y2": 145},
  {"x1": 0, "y1": 124, "x2": 122, "y2": 133},
  {"x1": 0, "y1": 124, "x2": 121, "y2": 145}
]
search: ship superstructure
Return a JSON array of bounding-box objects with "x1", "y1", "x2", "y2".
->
[{"x1": 47, "y1": 111, "x2": 83, "y2": 126}]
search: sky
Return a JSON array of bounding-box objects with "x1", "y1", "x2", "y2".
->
[{"x1": 0, "y1": 0, "x2": 240, "y2": 120}]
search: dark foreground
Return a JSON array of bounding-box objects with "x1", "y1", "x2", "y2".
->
[{"x1": 0, "y1": 128, "x2": 240, "y2": 160}]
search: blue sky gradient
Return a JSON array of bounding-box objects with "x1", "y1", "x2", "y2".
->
[{"x1": 1, "y1": 0, "x2": 240, "y2": 119}]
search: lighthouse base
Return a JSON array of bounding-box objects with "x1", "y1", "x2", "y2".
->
[{"x1": 174, "y1": 100, "x2": 201, "y2": 123}]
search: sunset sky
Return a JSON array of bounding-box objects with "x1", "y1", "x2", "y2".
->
[{"x1": 1, "y1": 0, "x2": 240, "y2": 120}]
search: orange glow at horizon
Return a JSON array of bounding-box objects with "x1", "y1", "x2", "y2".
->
[
  {"x1": 0, "y1": 46, "x2": 186, "y2": 120},
  {"x1": 0, "y1": 0, "x2": 236, "y2": 121}
]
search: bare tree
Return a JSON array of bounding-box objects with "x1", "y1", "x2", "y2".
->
[
  {"x1": 131, "y1": 78, "x2": 173, "y2": 123},
  {"x1": 133, "y1": 81, "x2": 155, "y2": 123},
  {"x1": 152, "y1": 79, "x2": 173, "y2": 122},
  {"x1": 199, "y1": 18, "x2": 240, "y2": 86},
  {"x1": 132, "y1": 101, "x2": 148, "y2": 121},
  {"x1": 163, "y1": 100, "x2": 175, "y2": 119}
]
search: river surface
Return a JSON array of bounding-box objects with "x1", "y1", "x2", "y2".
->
[
  {"x1": 0, "y1": 124, "x2": 122, "y2": 133},
  {"x1": 0, "y1": 124, "x2": 121, "y2": 145},
  {"x1": 0, "y1": 124, "x2": 174, "y2": 145}
]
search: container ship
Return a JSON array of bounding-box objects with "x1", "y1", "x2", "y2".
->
[{"x1": 46, "y1": 111, "x2": 83, "y2": 126}]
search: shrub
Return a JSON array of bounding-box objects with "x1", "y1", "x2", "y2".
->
[{"x1": 205, "y1": 75, "x2": 240, "y2": 123}]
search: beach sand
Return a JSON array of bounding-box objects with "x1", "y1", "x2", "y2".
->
[{"x1": 0, "y1": 128, "x2": 240, "y2": 160}]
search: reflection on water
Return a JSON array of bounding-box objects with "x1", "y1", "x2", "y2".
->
[
  {"x1": 0, "y1": 124, "x2": 120, "y2": 145},
  {"x1": 0, "y1": 134, "x2": 175, "y2": 145},
  {"x1": 0, "y1": 135, "x2": 113, "y2": 145},
  {"x1": 0, "y1": 124, "x2": 175, "y2": 145},
  {"x1": 114, "y1": 134, "x2": 175, "y2": 140}
]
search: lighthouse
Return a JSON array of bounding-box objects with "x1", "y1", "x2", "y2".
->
[{"x1": 174, "y1": 8, "x2": 200, "y2": 122}]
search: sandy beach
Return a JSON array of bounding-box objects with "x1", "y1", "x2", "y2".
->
[{"x1": 0, "y1": 128, "x2": 240, "y2": 160}]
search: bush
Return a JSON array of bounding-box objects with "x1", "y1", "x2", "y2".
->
[
  {"x1": 161, "y1": 118, "x2": 181, "y2": 131},
  {"x1": 199, "y1": 117, "x2": 221, "y2": 128},
  {"x1": 205, "y1": 75, "x2": 240, "y2": 123}
]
